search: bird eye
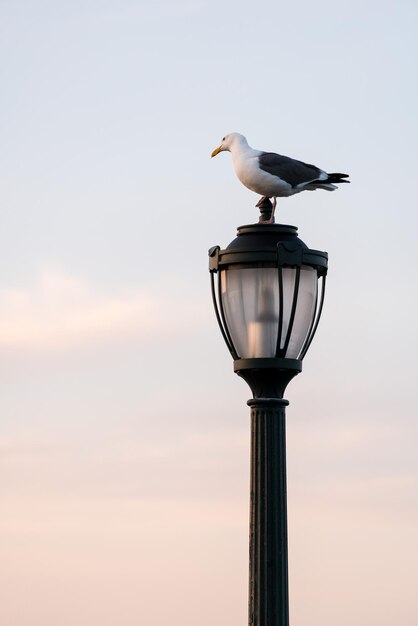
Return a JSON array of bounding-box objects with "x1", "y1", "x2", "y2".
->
[{"x1": 222, "y1": 136, "x2": 226, "y2": 141}]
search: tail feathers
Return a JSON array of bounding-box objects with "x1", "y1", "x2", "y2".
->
[
  {"x1": 327, "y1": 173, "x2": 350, "y2": 184},
  {"x1": 308, "y1": 172, "x2": 350, "y2": 191}
]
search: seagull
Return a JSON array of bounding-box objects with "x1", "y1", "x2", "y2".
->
[{"x1": 211, "y1": 133, "x2": 349, "y2": 223}]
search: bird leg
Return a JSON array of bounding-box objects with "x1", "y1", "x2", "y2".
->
[
  {"x1": 256, "y1": 196, "x2": 270, "y2": 207},
  {"x1": 268, "y1": 197, "x2": 277, "y2": 224}
]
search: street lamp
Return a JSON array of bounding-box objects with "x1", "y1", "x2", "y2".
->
[{"x1": 208, "y1": 203, "x2": 328, "y2": 626}]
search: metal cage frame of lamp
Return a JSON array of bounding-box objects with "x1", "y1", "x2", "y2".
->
[{"x1": 209, "y1": 223, "x2": 328, "y2": 394}]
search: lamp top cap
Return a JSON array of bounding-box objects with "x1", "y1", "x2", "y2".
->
[
  {"x1": 209, "y1": 221, "x2": 328, "y2": 275},
  {"x1": 225, "y1": 222, "x2": 309, "y2": 254}
]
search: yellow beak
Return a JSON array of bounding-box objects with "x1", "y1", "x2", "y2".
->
[{"x1": 211, "y1": 145, "x2": 222, "y2": 158}]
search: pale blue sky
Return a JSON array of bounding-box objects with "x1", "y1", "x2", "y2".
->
[{"x1": 1, "y1": 1, "x2": 418, "y2": 625}]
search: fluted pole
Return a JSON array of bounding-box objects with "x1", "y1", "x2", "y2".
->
[{"x1": 247, "y1": 397, "x2": 289, "y2": 626}]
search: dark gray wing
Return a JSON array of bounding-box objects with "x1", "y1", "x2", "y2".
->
[{"x1": 258, "y1": 152, "x2": 323, "y2": 188}]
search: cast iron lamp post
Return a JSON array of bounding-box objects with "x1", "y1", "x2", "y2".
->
[{"x1": 208, "y1": 202, "x2": 328, "y2": 626}]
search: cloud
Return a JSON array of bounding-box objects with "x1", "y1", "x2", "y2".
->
[
  {"x1": 0, "y1": 424, "x2": 249, "y2": 502},
  {"x1": 0, "y1": 269, "x2": 205, "y2": 351}
]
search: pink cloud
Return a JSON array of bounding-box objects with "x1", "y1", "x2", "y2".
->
[{"x1": 0, "y1": 269, "x2": 208, "y2": 351}]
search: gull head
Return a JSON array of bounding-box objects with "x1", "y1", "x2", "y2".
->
[{"x1": 211, "y1": 132, "x2": 248, "y2": 157}]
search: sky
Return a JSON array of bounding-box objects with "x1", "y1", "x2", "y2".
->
[{"x1": 1, "y1": 0, "x2": 418, "y2": 624}]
